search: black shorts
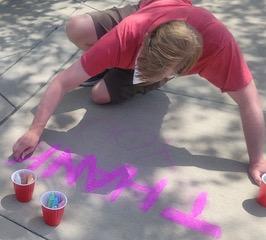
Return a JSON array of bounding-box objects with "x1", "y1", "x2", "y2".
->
[{"x1": 88, "y1": 4, "x2": 166, "y2": 104}]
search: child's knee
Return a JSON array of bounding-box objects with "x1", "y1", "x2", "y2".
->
[
  {"x1": 65, "y1": 15, "x2": 82, "y2": 38},
  {"x1": 90, "y1": 81, "x2": 111, "y2": 104},
  {"x1": 65, "y1": 15, "x2": 97, "y2": 49}
]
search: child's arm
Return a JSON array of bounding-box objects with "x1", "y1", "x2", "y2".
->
[
  {"x1": 12, "y1": 59, "x2": 90, "y2": 161},
  {"x1": 227, "y1": 80, "x2": 266, "y2": 185}
]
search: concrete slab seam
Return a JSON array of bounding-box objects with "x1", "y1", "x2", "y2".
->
[
  {"x1": 0, "y1": 3, "x2": 82, "y2": 78},
  {"x1": 0, "y1": 26, "x2": 61, "y2": 79},
  {"x1": 0, "y1": 49, "x2": 80, "y2": 127},
  {"x1": 80, "y1": 1, "x2": 113, "y2": 12},
  {"x1": 0, "y1": 212, "x2": 49, "y2": 240},
  {"x1": 0, "y1": 92, "x2": 16, "y2": 109},
  {"x1": 157, "y1": 88, "x2": 239, "y2": 110}
]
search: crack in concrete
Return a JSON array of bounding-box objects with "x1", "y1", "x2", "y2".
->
[{"x1": 0, "y1": 213, "x2": 49, "y2": 240}]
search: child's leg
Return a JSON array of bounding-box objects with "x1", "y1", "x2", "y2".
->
[
  {"x1": 90, "y1": 70, "x2": 171, "y2": 105},
  {"x1": 91, "y1": 69, "x2": 134, "y2": 104},
  {"x1": 65, "y1": 14, "x2": 97, "y2": 50},
  {"x1": 90, "y1": 79, "x2": 112, "y2": 104},
  {"x1": 65, "y1": 5, "x2": 149, "y2": 105},
  {"x1": 66, "y1": 4, "x2": 139, "y2": 89},
  {"x1": 65, "y1": 5, "x2": 138, "y2": 50}
]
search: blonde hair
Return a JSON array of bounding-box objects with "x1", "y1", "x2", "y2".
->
[{"x1": 137, "y1": 20, "x2": 202, "y2": 83}]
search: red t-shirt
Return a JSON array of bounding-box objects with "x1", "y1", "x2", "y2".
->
[{"x1": 81, "y1": 0, "x2": 253, "y2": 92}]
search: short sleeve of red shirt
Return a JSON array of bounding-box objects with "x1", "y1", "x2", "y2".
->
[{"x1": 199, "y1": 28, "x2": 253, "y2": 92}]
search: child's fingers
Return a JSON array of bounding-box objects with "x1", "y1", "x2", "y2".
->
[
  {"x1": 13, "y1": 143, "x2": 27, "y2": 161},
  {"x1": 21, "y1": 147, "x2": 35, "y2": 161},
  {"x1": 255, "y1": 175, "x2": 262, "y2": 186},
  {"x1": 250, "y1": 169, "x2": 262, "y2": 186}
]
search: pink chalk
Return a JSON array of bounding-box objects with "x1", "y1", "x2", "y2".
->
[
  {"x1": 22, "y1": 146, "x2": 221, "y2": 239},
  {"x1": 191, "y1": 192, "x2": 208, "y2": 217},
  {"x1": 129, "y1": 179, "x2": 168, "y2": 212},
  {"x1": 26, "y1": 146, "x2": 59, "y2": 170},
  {"x1": 160, "y1": 193, "x2": 222, "y2": 239}
]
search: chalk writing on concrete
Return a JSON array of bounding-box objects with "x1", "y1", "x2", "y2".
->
[
  {"x1": 161, "y1": 192, "x2": 222, "y2": 238},
  {"x1": 26, "y1": 146, "x2": 168, "y2": 212},
  {"x1": 10, "y1": 145, "x2": 222, "y2": 238}
]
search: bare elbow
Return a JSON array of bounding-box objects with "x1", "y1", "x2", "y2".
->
[{"x1": 227, "y1": 80, "x2": 260, "y2": 106}]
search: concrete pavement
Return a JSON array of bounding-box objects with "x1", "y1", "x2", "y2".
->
[{"x1": 0, "y1": 0, "x2": 266, "y2": 239}]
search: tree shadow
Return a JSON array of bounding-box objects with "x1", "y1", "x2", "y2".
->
[
  {"x1": 22, "y1": 88, "x2": 248, "y2": 190},
  {"x1": 1, "y1": 0, "x2": 266, "y2": 238},
  {"x1": 2, "y1": 78, "x2": 257, "y2": 240}
]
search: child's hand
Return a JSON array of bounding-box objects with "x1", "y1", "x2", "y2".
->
[
  {"x1": 248, "y1": 160, "x2": 266, "y2": 186},
  {"x1": 12, "y1": 130, "x2": 40, "y2": 162}
]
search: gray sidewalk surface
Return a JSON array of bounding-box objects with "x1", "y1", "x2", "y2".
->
[{"x1": 0, "y1": 0, "x2": 266, "y2": 239}]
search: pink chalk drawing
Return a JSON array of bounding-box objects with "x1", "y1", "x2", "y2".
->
[
  {"x1": 25, "y1": 146, "x2": 167, "y2": 211},
  {"x1": 130, "y1": 179, "x2": 168, "y2": 212},
  {"x1": 161, "y1": 192, "x2": 222, "y2": 239},
  {"x1": 26, "y1": 145, "x2": 60, "y2": 171},
  {"x1": 26, "y1": 147, "x2": 138, "y2": 202},
  {"x1": 11, "y1": 145, "x2": 221, "y2": 238}
]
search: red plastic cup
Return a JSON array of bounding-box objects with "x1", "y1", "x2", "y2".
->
[
  {"x1": 257, "y1": 173, "x2": 266, "y2": 207},
  {"x1": 11, "y1": 169, "x2": 36, "y2": 202},
  {"x1": 40, "y1": 191, "x2": 67, "y2": 226}
]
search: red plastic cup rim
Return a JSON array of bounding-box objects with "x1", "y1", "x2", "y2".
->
[
  {"x1": 40, "y1": 191, "x2": 67, "y2": 210},
  {"x1": 11, "y1": 169, "x2": 36, "y2": 186}
]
